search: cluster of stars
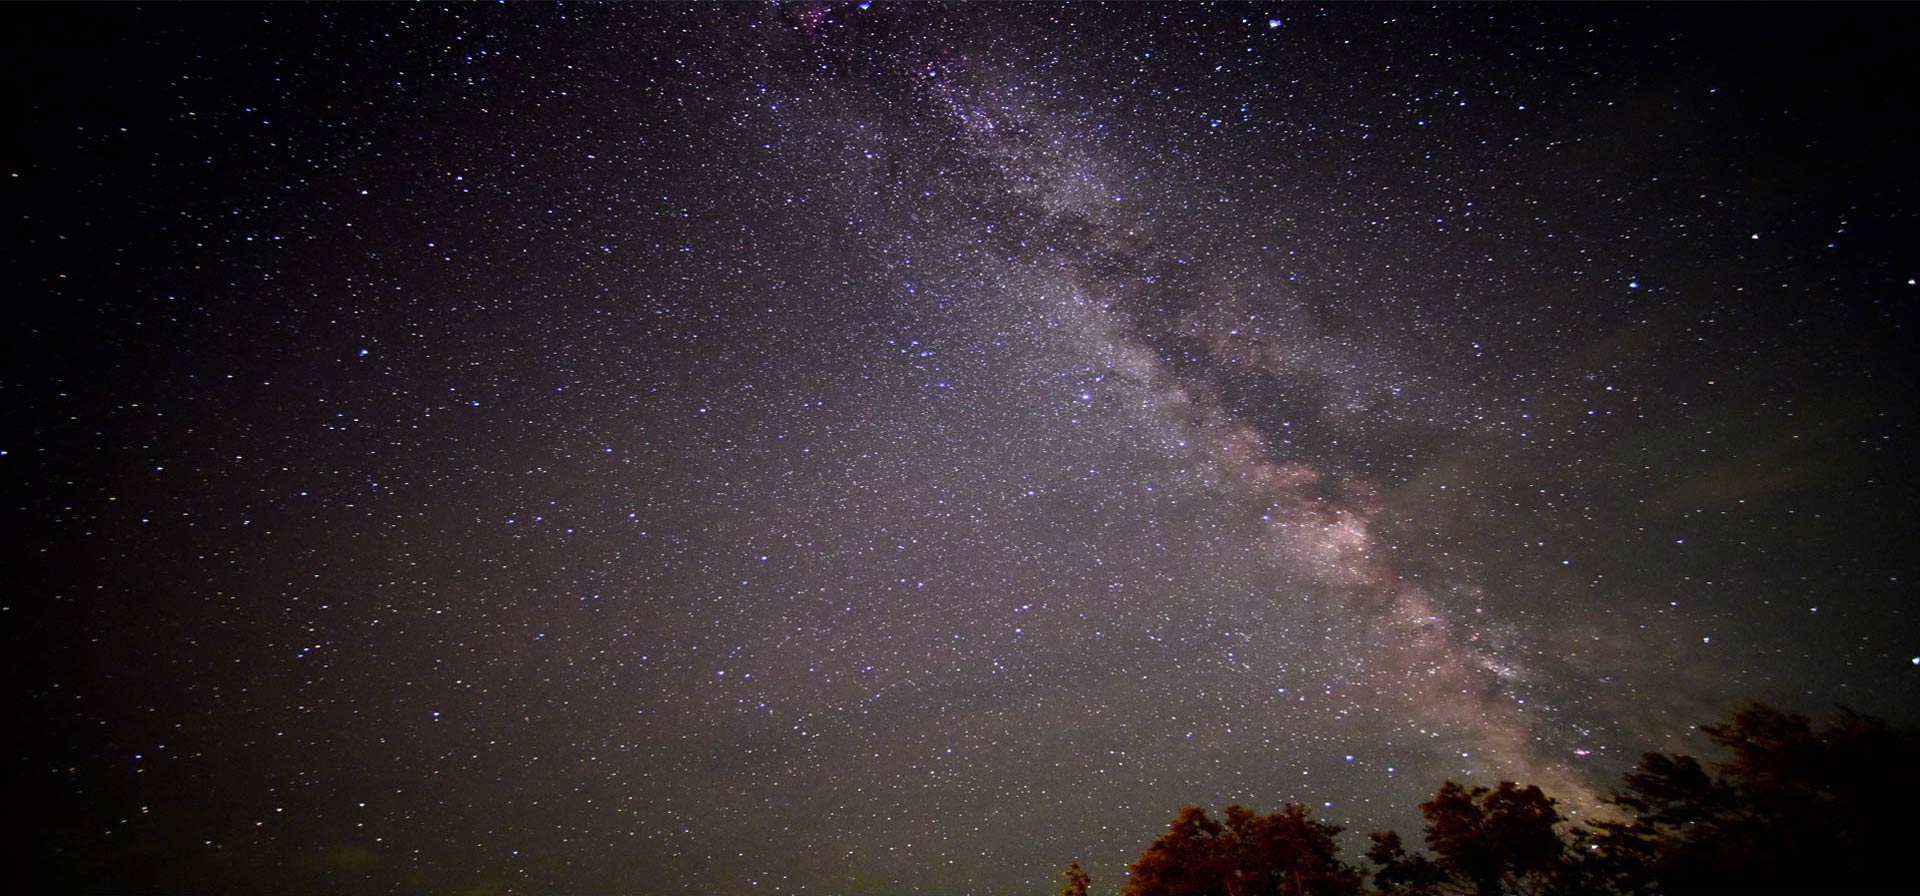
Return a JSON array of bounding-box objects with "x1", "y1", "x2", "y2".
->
[{"x1": 13, "y1": 4, "x2": 1919, "y2": 895}]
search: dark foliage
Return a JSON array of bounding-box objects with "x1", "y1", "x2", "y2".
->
[
  {"x1": 1123, "y1": 803, "x2": 1364, "y2": 896},
  {"x1": 1587, "y1": 703, "x2": 1920, "y2": 895},
  {"x1": 1063, "y1": 861, "x2": 1092, "y2": 896},
  {"x1": 1367, "y1": 782, "x2": 1568, "y2": 896},
  {"x1": 1106, "y1": 704, "x2": 1918, "y2": 896}
]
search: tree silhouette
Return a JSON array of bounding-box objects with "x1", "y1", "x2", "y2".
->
[
  {"x1": 1123, "y1": 806, "x2": 1232, "y2": 896},
  {"x1": 1367, "y1": 781, "x2": 1569, "y2": 896},
  {"x1": 1062, "y1": 860, "x2": 1091, "y2": 896},
  {"x1": 1123, "y1": 803, "x2": 1362, "y2": 896},
  {"x1": 1589, "y1": 702, "x2": 1920, "y2": 894},
  {"x1": 1095, "y1": 704, "x2": 1917, "y2": 896}
]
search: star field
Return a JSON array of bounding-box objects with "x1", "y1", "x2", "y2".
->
[{"x1": 12, "y1": 4, "x2": 1920, "y2": 894}]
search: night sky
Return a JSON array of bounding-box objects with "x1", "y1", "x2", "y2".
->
[{"x1": 12, "y1": 3, "x2": 1920, "y2": 894}]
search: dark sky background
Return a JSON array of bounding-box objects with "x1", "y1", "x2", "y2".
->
[{"x1": 10, "y1": 3, "x2": 1919, "y2": 894}]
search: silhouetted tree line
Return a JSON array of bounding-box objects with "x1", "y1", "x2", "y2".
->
[{"x1": 1058, "y1": 703, "x2": 1918, "y2": 896}]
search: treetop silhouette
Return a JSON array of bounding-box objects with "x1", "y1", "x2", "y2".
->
[{"x1": 1102, "y1": 703, "x2": 1917, "y2": 896}]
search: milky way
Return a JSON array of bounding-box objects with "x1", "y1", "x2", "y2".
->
[{"x1": 16, "y1": 4, "x2": 1920, "y2": 894}]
